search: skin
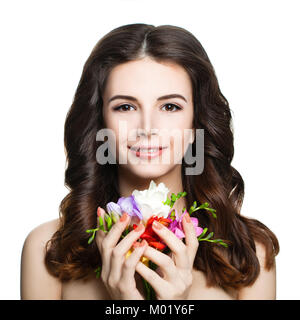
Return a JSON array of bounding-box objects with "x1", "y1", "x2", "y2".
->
[
  {"x1": 98, "y1": 57, "x2": 198, "y2": 299},
  {"x1": 20, "y1": 57, "x2": 276, "y2": 299},
  {"x1": 101, "y1": 56, "x2": 195, "y2": 207},
  {"x1": 95, "y1": 207, "x2": 198, "y2": 300}
]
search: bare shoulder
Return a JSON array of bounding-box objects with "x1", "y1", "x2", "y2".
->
[
  {"x1": 237, "y1": 241, "x2": 276, "y2": 300},
  {"x1": 254, "y1": 241, "x2": 268, "y2": 266},
  {"x1": 21, "y1": 218, "x2": 62, "y2": 300},
  {"x1": 24, "y1": 218, "x2": 60, "y2": 246}
]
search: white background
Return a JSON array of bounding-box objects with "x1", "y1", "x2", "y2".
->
[{"x1": 0, "y1": 0, "x2": 299, "y2": 300}]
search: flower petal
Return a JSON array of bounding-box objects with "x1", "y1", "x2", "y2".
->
[
  {"x1": 190, "y1": 217, "x2": 199, "y2": 227},
  {"x1": 141, "y1": 256, "x2": 149, "y2": 267},
  {"x1": 174, "y1": 227, "x2": 185, "y2": 239},
  {"x1": 125, "y1": 248, "x2": 133, "y2": 259},
  {"x1": 195, "y1": 226, "x2": 203, "y2": 237},
  {"x1": 140, "y1": 233, "x2": 157, "y2": 242},
  {"x1": 117, "y1": 197, "x2": 133, "y2": 214},
  {"x1": 149, "y1": 241, "x2": 166, "y2": 250},
  {"x1": 106, "y1": 202, "x2": 122, "y2": 216}
]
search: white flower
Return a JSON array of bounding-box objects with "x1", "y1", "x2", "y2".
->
[{"x1": 132, "y1": 180, "x2": 171, "y2": 223}]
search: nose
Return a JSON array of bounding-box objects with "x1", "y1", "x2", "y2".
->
[
  {"x1": 137, "y1": 127, "x2": 159, "y2": 137},
  {"x1": 136, "y1": 108, "x2": 159, "y2": 138}
]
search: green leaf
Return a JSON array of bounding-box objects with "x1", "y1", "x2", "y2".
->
[
  {"x1": 197, "y1": 227, "x2": 208, "y2": 240},
  {"x1": 86, "y1": 227, "x2": 99, "y2": 233},
  {"x1": 122, "y1": 228, "x2": 130, "y2": 237},
  {"x1": 99, "y1": 223, "x2": 106, "y2": 232},
  {"x1": 88, "y1": 232, "x2": 95, "y2": 244},
  {"x1": 220, "y1": 242, "x2": 228, "y2": 248},
  {"x1": 149, "y1": 260, "x2": 158, "y2": 271},
  {"x1": 98, "y1": 216, "x2": 104, "y2": 228},
  {"x1": 177, "y1": 192, "x2": 183, "y2": 198},
  {"x1": 205, "y1": 232, "x2": 214, "y2": 240},
  {"x1": 94, "y1": 266, "x2": 101, "y2": 279},
  {"x1": 142, "y1": 278, "x2": 151, "y2": 300},
  {"x1": 213, "y1": 239, "x2": 228, "y2": 247},
  {"x1": 199, "y1": 238, "x2": 229, "y2": 248},
  {"x1": 111, "y1": 212, "x2": 119, "y2": 224},
  {"x1": 171, "y1": 193, "x2": 177, "y2": 202},
  {"x1": 163, "y1": 198, "x2": 171, "y2": 206},
  {"x1": 105, "y1": 214, "x2": 112, "y2": 230},
  {"x1": 204, "y1": 208, "x2": 217, "y2": 218}
]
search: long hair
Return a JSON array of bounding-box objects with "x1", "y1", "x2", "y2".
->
[{"x1": 45, "y1": 23, "x2": 279, "y2": 290}]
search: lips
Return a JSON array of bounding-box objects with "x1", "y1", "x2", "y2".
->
[
  {"x1": 127, "y1": 145, "x2": 168, "y2": 159},
  {"x1": 127, "y1": 146, "x2": 167, "y2": 151}
]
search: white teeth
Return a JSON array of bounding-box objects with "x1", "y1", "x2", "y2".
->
[
  {"x1": 139, "y1": 148, "x2": 158, "y2": 153},
  {"x1": 129, "y1": 146, "x2": 162, "y2": 153}
]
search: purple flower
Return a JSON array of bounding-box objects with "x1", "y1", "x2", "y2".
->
[
  {"x1": 167, "y1": 208, "x2": 203, "y2": 239},
  {"x1": 106, "y1": 202, "x2": 122, "y2": 216},
  {"x1": 117, "y1": 195, "x2": 143, "y2": 220}
]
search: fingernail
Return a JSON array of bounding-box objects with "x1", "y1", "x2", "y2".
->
[
  {"x1": 97, "y1": 207, "x2": 101, "y2": 217},
  {"x1": 184, "y1": 214, "x2": 191, "y2": 223},
  {"x1": 134, "y1": 223, "x2": 144, "y2": 232},
  {"x1": 153, "y1": 221, "x2": 163, "y2": 229},
  {"x1": 120, "y1": 212, "x2": 128, "y2": 222}
]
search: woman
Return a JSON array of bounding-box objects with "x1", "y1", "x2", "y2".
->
[{"x1": 21, "y1": 23, "x2": 279, "y2": 300}]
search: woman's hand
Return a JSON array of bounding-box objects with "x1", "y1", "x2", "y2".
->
[
  {"x1": 135, "y1": 214, "x2": 199, "y2": 300},
  {"x1": 95, "y1": 207, "x2": 148, "y2": 300}
]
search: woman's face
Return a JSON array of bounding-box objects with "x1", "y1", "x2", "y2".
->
[{"x1": 102, "y1": 56, "x2": 194, "y2": 179}]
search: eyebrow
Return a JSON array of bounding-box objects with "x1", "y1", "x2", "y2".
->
[{"x1": 108, "y1": 94, "x2": 187, "y2": 104}]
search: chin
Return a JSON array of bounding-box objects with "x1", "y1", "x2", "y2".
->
[{"x1": 119, "y1": 162, "x2": 173, "y2": 179}]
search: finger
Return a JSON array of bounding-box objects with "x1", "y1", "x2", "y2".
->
[
  {"x1": 113, "y1": 222, "x2": 145, "y2": 255},
  {"x1": 121, "y1": 240, "x2": 148, "y2": 288},
  {"x1": 100, "y1": 212, "x2": 131, "y2": 249},
  {"x1": 95, "y1": 207, "x2": 108, "y2": 260},
  {"x1": 152, "y1": 220, "x2": 189, "y2": 269},
  {"x1": 141, "y1": 246, "x2": 178, "y2": 281},
  {"x1": 135, "y1": 261, "x2": 168, "y2": 296},
  {"x1": 181, "y1": 213, "x2": 199, "y2": 268},
  {"x1": 95, "y1": 206, "x2": 113, "y2": 252},
  {"x1": 96, "y1": 207, "x2": 107, "y2": 238},
  {"x1": 109, "y1": 222, "x2": 146, "y2": 281},
  {"x1": 95, "y1": 211, "x2": 130, "y2": 281}
]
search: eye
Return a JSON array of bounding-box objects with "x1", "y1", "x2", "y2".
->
[
  {"x1": 113, "y1": 104, "x2": 135, "y2": 112},
  {"x1": 161, "y1": 103, "x2": 182, "y2": 112},
  {"x1": 112, "y1": 103, "x2": 182, "y2": 112}
]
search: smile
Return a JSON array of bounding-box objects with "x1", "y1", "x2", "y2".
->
[{"x1": 127, "y1": 146, "x2": 168, "y2": 159}]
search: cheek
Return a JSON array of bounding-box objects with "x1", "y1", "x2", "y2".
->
[
  {"x1": 106, "y1": 120, "x2": 134, "y2": 162},
  {"x1": 171, "y1": 130, "x2": 192, "y2": 158},
  {"x1": 168, "y1": 117, "x2": 194, "y2": 163},
  {"x1": 104, "y1": 117, "x2": 128, "y2": 145}
]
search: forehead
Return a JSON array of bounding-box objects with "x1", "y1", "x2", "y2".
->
[{"x1": 103, "y1": 57, "x2": 193, "y2": 103}]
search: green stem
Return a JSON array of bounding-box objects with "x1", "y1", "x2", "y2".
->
[
  {"x1": 198, "y1": 238, "x2": 228, "y2": 247},
  {"x1": 142, "y1": 278, "x2": 151, "y2": 300}
]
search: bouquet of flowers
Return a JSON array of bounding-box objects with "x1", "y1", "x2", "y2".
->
[{"x1": 86, "y1": 180, "x2": 228, "y2": 299}]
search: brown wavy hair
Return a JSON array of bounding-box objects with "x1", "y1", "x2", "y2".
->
[{"x1": 45, "y1": 23, "x2": 279, "y2": 291}]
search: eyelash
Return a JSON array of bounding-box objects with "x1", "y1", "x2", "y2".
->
[{"x1": 113, "y1": 103, "x2": 182, "y2": 112}]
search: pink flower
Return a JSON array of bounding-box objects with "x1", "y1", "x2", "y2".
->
[{"x1": 167, "y1": 208, "x2": 203, "y2": 239}]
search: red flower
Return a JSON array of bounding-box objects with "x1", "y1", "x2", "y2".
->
[{"x1": 133, "y1": 215, "x2": 172, "y2": 250}]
